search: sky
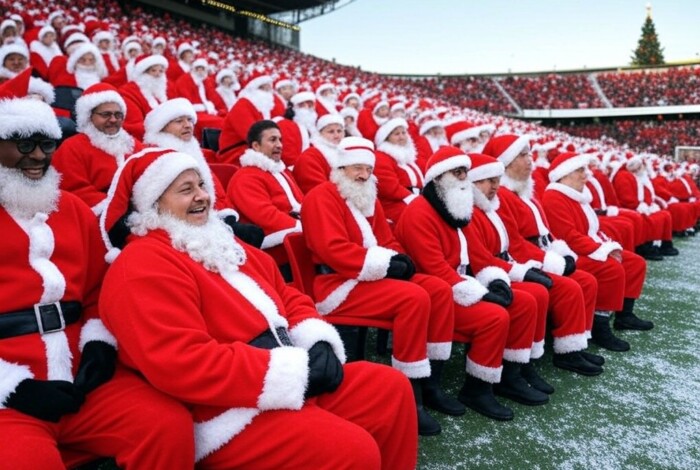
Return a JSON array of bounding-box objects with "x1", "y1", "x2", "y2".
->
[{"x1": 298, "y1": 0, "x2": 700, "y2": 75}]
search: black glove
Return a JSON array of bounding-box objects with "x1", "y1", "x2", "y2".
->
[
  {"x1": 223, "y1": 215, "x2": 265, "y2": 249},
  {"x1": 73, "y1": 341, "x2": 117, "y2": 395},
  {"x1": 524, "y1": 267, "x2": 553, "y2": 289},
  {"x1": 563, "y1": 255, "x2": 577, "y2": 276},
  {"x1": 5, "y1": 379, "x2": 85, "y2": 422},
  {"x1": 594, "y1": 208, "x2": 607, "y2": 216},
  {"x1": 386, "y1": 253, "x2": 416, "y2": 280},
  {"x1": 305, "y1": 342, "x2": 344, "y2": 399},
  {"x1": 482, "y1": 279, "x2": 513, "y2": 307}
]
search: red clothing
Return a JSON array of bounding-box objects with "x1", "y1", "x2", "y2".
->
[
  {"x1": 374, "y1": 149, "x2": 424, "y2": 224},
  {"x1": 293, "y1": 144, "x2": 334, "y2": 194},
  {"x1": 273, "y1": 117, "x2": 309, "y2": 169},
  {"x1": 356, "y1": 108, "x2": 380, "y2": 141},
  {"x1": 118, "y1": 81, "x2": 168, "y2": 141},
  {"x1": 652, "y1": 175, "x2": 696, "y2": 231},
  {"x1": 218, "y1": 97, "x2": 264, "y2": 165},
  {"x1": 612, "y1": 167, "x2": 673, "y2": 240},
  {"x1": 271, "y1": 93, "x2": 287, "y2": 118}
]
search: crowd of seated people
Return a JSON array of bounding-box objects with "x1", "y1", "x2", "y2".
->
[
  {"x1": 498, "y1": 73, "x2": 606, "y2": 110},
  {"x1": 597, "y1": 67, "x2": 700, "y2": 108}
]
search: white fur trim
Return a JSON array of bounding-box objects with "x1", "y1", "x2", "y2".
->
[
  {"x1": 315, "y1": 279, "x2": 358, "y2": 315},
  {"x1": 530, "y1": 340, "x2": 544, "y2": 359},
  {"x1": 466, "y1": 357, "x2": 502, "y2": 383},
  {"x1": 503, "y1": 347, "x2": 531, "y2": 363},
  {"x1": 450, "y1": 126, "x2": 481, "y2": 146},
  {"x1": 144, "y1": 98, "x2": 197, "y2": 135},
  {"x1": 607, "y1": 205, "x2": 620, "y2": 217},
  {"x1": 552, "y1": 332, "x2": 588, "y2": 354},
  {"x1": 133, "y1": 54, "x2": 168, "y2": 76},
  {"x1": 467, "y1": 161, "x2": 505, "y2": 182},
  {"x1": 42, "y1": 332, "x2": 73, "y2": 381},
  {"x1": 291, "y1": 91, "x2": 315, "y2": 105},
  {"x1": 452, "y1": 277, "x2": 489, "y2": 307},
  {"x1": 0, "y1": 98, "x2": 61, "y2": 140},
  {"x1": 216, "y1": 208, "x2": 239, "y2": 221},
  {"x1": 66, "y1": 43, "x2": 106, "y2": 76},
  {"x1": 475, "y1": 266, "x2": 511, "y2": 287},
  {"x1": 132, "y1": 152, "x2": 201, "y2": 213},
  {"x1": 260, "y1": 221, "x2": 301, "y2": 250},
  {"x1": 257, "y1": 346, "x2": 308, "y2": 411},
  {"x1": 194, "y1": 407, "x2": 260, "y2": 462},
  {"x1": 495, "y1": 135, "x2": 530, "y2": 168},
  {"x1": 91, "y1": 198, "x2": 108, "y2": 216},
  {"x1": 75, "y1": 89, "x2": 127, "y2": 131},
  {"x1": 424, "y1": 155, "x2": 472, "y2": 184},
  {"x1": 548, "y1": 154, "x2": 590, "y2": 183},
  {"x1": 28, "y1": 77, "x2": 55, "y2": 105},
  {"x1": 542, "y1": 250, "x2": 566, "y2": 276},
  {"x1": 0, "y1": 360, "x2": 34, "y2": 408},
  {"x1": 240, "y1": 149, "x2": 285, "y2": 174},
  {"x1": 549, "y1": 239, "x2": 577, "y2": 260},
  {"x1": 419, "y1": 119, "x2": 443, "y2": 137},
  {"x1": 288, "y1": 318, "x2": 347, "y2": 364},
  {"x1": 316, "y1": 113, "x2": 344, "y2": 132},
  {"x1": 427, "y1": 342, "x2": 452, "y2": 361},
  {"x1": 391, "y1": 356, "x2": 430, "y2": 378},
  {"x1": 402, "y1": 193, "x2": 418, "y2": 205},
  {"x1": 588, "y1": 241, "x2": 622, "y2": 262},
  {"x1": 79, "y1": 318, "x2": 118, "y2": 350},
  {"x1": 508, "y1": 259, "x2": 541, "y2": 282},
  {"x1": 219, "y1": 269, "x2": 289, "y2": 331},
  {"x1": 374, "y1": 117, "x2": 408, "y2": 146},
  {"x1": 357, "y1": 245, "x2": 396, "y2": 281},
  {"x1": 244, "y1": 75, "x2": 273, "y2": 92}
]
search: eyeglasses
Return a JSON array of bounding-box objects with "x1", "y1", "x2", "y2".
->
[
  {"x1": 15, "y1": 139, "x2": 58, "y2": 154},
  {"x1": 92, "y1": 111, "x2": 124, "y2": 120}
]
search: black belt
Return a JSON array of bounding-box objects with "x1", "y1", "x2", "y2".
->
[
  {"x1": 526, "y1": 234, "x2": 552, "y2": 249},
  {"x1": 249, "y1": 327, "x2": 293, "y2": 349},
  {"x1": 315, "y1": 264, "x2": 336, "y2": 275},
  {"x1": 0, "y1": 301, "x2": 82, "y2": 340}
]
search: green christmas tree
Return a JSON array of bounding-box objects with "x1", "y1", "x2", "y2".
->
[{"x1": 631, "y1": 5, "x2": 665, "y2": 66}]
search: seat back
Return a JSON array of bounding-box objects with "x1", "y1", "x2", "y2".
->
[
  {"x1": 201, "y1": 127, "x2": 222, "y2": 152},
  {"x1": 52, "y1": 86, "x2": 83, "y2": 121},
  {"x1": 209, "y1": 163, "x2": 238, "y2": 190},
  {"x1": 283, "y1": 232, "x2": 317, "y2": 301}
]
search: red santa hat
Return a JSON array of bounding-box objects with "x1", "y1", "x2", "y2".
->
[
  {"x1": 340, "y1": 90, "x2": 361, "y2": 107},
  {"x1": 365, "y1": 95, "x2": 388, "y2": 115},
  {"x1": 444, "y1": 120, "x2": 477, "y2": 145},
  {"x1": 419, "y1": 117, "x2": 443, "y2": 137},
  {"x1": 424, "y1": 145, "x2": 472, "y2": 184},
  {"x1": 144, "y1": 98, "x2": 197, "y2": 137},
  {"x1": 482, "y1": 134, "x2": 531, "y2": 168},
  {"x1": 624, "y1": 151, "x2": 644, "y2": 171},
  {"x1": 336, "y1": 136, "x2": 375, "y2": 168},
  {"x1": 75, "y1": 82, "x2": 127, "y2": 130},
  {"x1": 0, "y1": 43, "x2": 29, "y2": 64},
  {"x1": 28, "y1": 76, "x2": 55, "y2": 104},
  {"x1": 91, "y1": 28, "x2": 114, "y2": 45},
  {"x1": 152, "y1": 36, "x2": 167, "y2": 48},
  {"x1": 100, "y1": 148, "x2": 210, "y2": 263},
  {"x1": 191, "y1": 54, "x2": 209, "y2": 70},
  {"x1": 290, "y1": 89, "x2": 315, "y2": 105},
  {"x1": 131, "y1": 54, "x2": 167, "y2": 77},
  {"x1": 38, "y1": 25, "x2": 57, "y2": 40},
  {"x1": 177, "y1": 41, "x2": 195, "y2": 57},
  {"x1": 0, "y1": 19, "x2": 17, "y2": 37},
  {"x1": 47, "y1": 10, "x2": 65, "y2": 25},
  {"x1": 121, "y1": 37, "x2": 142, "y2": 55},
  {"x1": 548, "y1": 152, "x2": 590, "y2": 183},
  {"x1": 274, "y1": 74, "x2": 295, "y2": 90},
  {"x1": 315, "y1": 81, "x2": 335, "y2": 96},
  {"x1": 316, "y1": 113, "x2": 344, "y2": 132},
  {"x1": 62, "y1": 31, "x2": 89, "y2": 51},
  {"x1": 389, "y1": 98, "x2": 405, "y2": 113},
  {"x1": 241, "y1": 69, "x2": 272, "y2": 91},
  {"x1": 215, "y1": 68, "x2": 235, "y2": 84},
  {"x1": 466, "y1": 153, "x2": 504, "y2": 183},
  {"x1": 374, "y1": 117, "x2": 408, "y2": 146},
  {"x1": 66, "y1": 42, "x2": 107, "y2": 76},
  {"x1": 339, "y1": 106, "x2": 358, "y2": 120},
  {"x1": 0, "y1": 96, "x2": 62, "y2": 140}
]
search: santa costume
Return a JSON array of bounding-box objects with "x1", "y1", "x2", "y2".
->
[{"x1": 293, "y1": 108, "x2": 343, "y2": 194}]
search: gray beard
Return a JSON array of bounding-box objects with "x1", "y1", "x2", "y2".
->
[
  {"x1": 240, "y1": 88, "x2": 274, "y2": 118},
  {"x1": 436, "y1": 173, "x2": 474, "y2": 220},
  {"x1": 330, "y1": 168, "x2": 378, "y2": 217},
  {"x1": 81, "y1": 123, "x2": 135, "y2": 163},
  {"x1": 293, "y1": 107, "x2": 317, "y2": 131},
  {"x1": 135, "y1": 74, "x2": 168, "y2": 103},
  {"x1": 74, "y1": 67, "x2": 101, "y2": 90},
  {"x1": 0, "y1": 166, "x2": 61, "y2": 219}
]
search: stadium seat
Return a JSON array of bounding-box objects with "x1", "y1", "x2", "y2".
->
[
  {"x1": 52, "y1": 86, "x2": 83, "y2": 121},
  {"x1": 201, "y1": 127, "x2": 222, "y2": 152},
  {"x1": 209, "y1": 163, "x2": 238, "y2": 189}
]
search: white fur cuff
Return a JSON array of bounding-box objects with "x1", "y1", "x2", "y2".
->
[
  {"x1": 588, "y1": 241, "x2": 623, "y2": 262},
  {"x1": 427, "y1": 342, "x2": 452, "y2": 361},
  {"x1": 466, "y1": 357, "x2": 502, "y2": 383},
  {"x1": 260, "y1": 222, "x2": 301, "y2": 250},
  {"x1": 288, "y1": 318, "x2": 347, "y2": 364},
  {"x1": 391, "y1": 356, "x2": 430, "y2": 379},
  {"x1": 607, "y1": 205, "x2": 620, "y2": 217},
  {"x1": 476, "y1": 266, "x2": 511, "y2": 288},
  {"x1": 79, "y1": 319, "x2": 118, "y2": 351},
  {"x1": 543, "y1": 250, "x2": 566, "y2": 276},
  {"x1": 549, "y1": 239, "x2": 578, "y2": 260},
  {"x1": 508, "y1": 259, "x2": 541, "y2": 282},
  {"x1": 357, "y1": 246, "x2": 397, "y2": 281},
  {"x1": 453, "y1": 277, "x2": 489, "y2": 307},
  {"x1": 257, "y1": 347, "x2": 308, "y2": 411},
  {"x1": 0, "y1": 360, "x2": 34, "y2": 407},
  {"x1": 553, "y1": 332, "x2": 588, "y2": 354},
  {"x1": 503, "y1": 347, "x2": 531, "y2": 364}
]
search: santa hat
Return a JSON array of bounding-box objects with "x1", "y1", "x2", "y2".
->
[
  {"x1": 75, "y1": 82, "x2": 127, "y2": 131},
  {"x1": 336, "y1": 136, "x2": 375, "y2": 168},
  {"x1": 241, "y1": 69, "x2": 272, "y2": 91},
  {"x1": 275, "y1": 74, "x2": 295, "y2": 90},
  {"x1": 316, "y1": 113, "x2": 344, "y2": 132},
  {"x1": 339, "y1": 106, "x2": 358, "y2": 119},
  {"x1": 341, "y1": 91, "x2": 361, "y2": 106},
  {"x1": 370, "y1": 97, "x2": 389, "y2": 115},
  {"x1": 144, "y1": 98, "x2": 197, "y2": 137},
  {"x1": 66, "y1": 42, "x2": 106, "y2": 76},
  {"x1": 445, "y1": 120, "x2": 478, "y2": 145},
  {"x1": 374, "y1": 117, "x2": 408, "y2": 146},
  {"x1": 466, "y1": 154, "x2": 504, "y2": 183},
  {"x1": 0, "y1": 97, "x2": 61, "y2": 140},
  {"x1": 424, "y1": 146, "x2": 472, "y2": 184},
  {"x1": 0, "y1": 19, "x2": 17, "y2": 36},
  {"x1": 290, "y1": 89, "x2": 315, "y2": 105},
  {"x1": 91, "y1": 29, "x2": 114, "y2": 44},
  {"x1": 47, "y1": 10, "x2": 65, "y2": 24},
  {"x1": 389, "y1": 99, "x2": 405, "y2": 113},
  {"x1": 28, "y1": 76, "x2": 55, "y2": 104},
  {"x1": 548, "y1": 152, "x2": 590, "y2": 183},
  {"x1": 38, "y1": 25, "x2": 56, "y2": 40},
  {"x1": 419, "y1": 118, "x2": 443, "y2": 136},
  {"x1": 315, "y1": 82, "x2": 335, "y2": 96},
  {"x1": 100, "y1": 148, "x2": 210, "y2": 263},
  {"x1": 482, "y1": 134, "x2": 531, "y2": 168},
  {"x1": 191, "y1": 54, "x2": 208, "y2": 70},
  {"x1": 0, "y1": 43, "x2": 29, "y2": 64},
  {"x1": 215, "y1": 68, "x2": 234, "y2": 84},
  {"x1": 63, "y1": 32, "x2": 90, "y2": 51},
  {"x1": 152, "y1": 36, "x2": 166, "y2": 48},
  {"x1": 121, "y1": 38, "x2": 142, "y2": 56},
  {"x1": 131, "y1": 53, "x2": 168, "y2": 77},
  {"x1": 624, "y1": 151, "x2": 644, "y2": 171},
  {"x1": 177, "y1": 41, "x2": 195, "y2": 57}
]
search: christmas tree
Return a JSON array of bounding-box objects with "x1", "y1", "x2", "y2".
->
[{"x1": 631, "y1": 4, "x2": 665, "y2": 66}]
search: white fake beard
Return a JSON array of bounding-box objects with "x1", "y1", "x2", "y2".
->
[
  {"x1": 374, "y1": 115, "x2": 389, "y2": 126},
  {"x1": 426, "y1": 134, "x2": 448, "y2": 152},
  {"x1": 377, "y1": 139, "x2": 417, "y2": 166},
  {"x1": 192, "y1": 70, "x2": 207, "y2": 83},
  {"x1": 240, "y1": 88, "x2": 274, "y2": 119},
  {"x1": 330, "y1": 168, "x2": 378, "y2": 217},
  {"x1": 310, "y1": 134, "x2": 340, "y2": 166},
  {"x1": 74, "y1": 65, "x2": 101, "y2": 89},
  {"x1": 216, "y1": 85, "x2": 236, "y2": 109},
  {"x1": 346, "y1": 123, "x2": 361, "y2": 137},
  {"x1": 472, "y1": 186, "x2": 500, "y2": 212},
  {"x1": 81, "y1": 122, "x2": 135, "y2": 163},
  {"x1": 293, "y1": 107, "x2": 317, "y2": 131},
  {"x1": 0, "y1": 66, "x2": 18, "y2": 79},
  {"x1": 460, "y1": 140, "x2": 485, "y2": 153},
  {"x1": 317, "y1": 95, "x2": 337, "y2": 112},
  {"x1": 135, "y1": 73, "x2": 168, "y2": 103},
  {"x1": 0, "y1": 166, "x2": 61, "y2": 219},
  {"x1": 435, "y1": 173, "x2": 474, "y2": 220},
  {"x1": 500, "y1": 173, "x2": 534, "y2": 199}
]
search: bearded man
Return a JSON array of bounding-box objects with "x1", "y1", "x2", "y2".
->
[
  {"x1": 174, "y1": 56, "x2": 224, "y2": 137},
  {"x1": 119, "y1": 54, "x2": 170, "y2": 140},
  {"x1": 48, "y1": 42, "x2": 107, "y2": 89},
  {"x1": 293, "y1": 110, "x2": 345, "y2": 194}
]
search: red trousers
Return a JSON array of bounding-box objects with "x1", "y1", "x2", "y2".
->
[
  {"x1": 0, "y1": 368, "x2": 194, "y2": 470},
  {"x1": 577, "y1": 250, "x2": 647, "y2": 311},
  {"x1": 666, "y1": 202, "x2": 696, "y2": 232},
  {"x1": 569, "y1": 269, "x2": 598, "y2": 333},
  {"x1": 454, "y1": 301, "x2": 509, "y2": 383},
  {"x1": 505, "y1": 282, "x2": 543, "y2": 362},
  {"x1": 643, "y1": 210, "x2": 673, "y2": 241},
  {"x1": 199, "y1": 362, "x2": 418, "y2": 470},
  {"x1": 546, "y1": 273, "x2": 589, "y2": 353}
]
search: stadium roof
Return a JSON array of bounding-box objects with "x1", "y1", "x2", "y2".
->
[{"x1": 224, "y1": 0, "x2": 336, "y2": 15}]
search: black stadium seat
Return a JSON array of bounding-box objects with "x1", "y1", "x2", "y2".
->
[
  {"x1": 52, "y1": 86, "x2": 83, "y2": 121},
  {"x1": 201, "y1": 128, "x2": 221, "y2": 152}
]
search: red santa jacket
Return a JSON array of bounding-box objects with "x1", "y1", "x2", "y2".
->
[
  {"x1": 271, "y1": 93, "x2": 287, "y2": 118},
  {"x1": 292, "y1": 143, "x2": 335, "y2": 195},
  {"x1": 227, "y1": 149, "x2": 303, "y2": 265},
  {"x1": 273, "y1": 117, "x2": 309, "y2": 170},
  {"x1": 52, "y1": 133, "x2": 144, "y2": 214},
  {"x1": 301, "y1": 181, "x2": 403, "y2": 314},
  {"x1": 374, "y1": 148, "x2": 424, "y2": 224},
  {"x1": 531, "y1": 167, "x2": 549, "y2": 201},
  {"x1": 356, "y1": 108, "x2": 380, "y2": 141},
  {"x1": 670, "y1": 174, "x2": 700, "y2": 201},
  {"x1": 218, "y1": 97, "x2": 264, "y2": 165},
  {"x1": 542, "y1": 183, "x2": 622, "y2": 261},
  {"x1": 119, "y1": 81, "x2": 168, "y2": 141},
  {"x1": 175, "y1": 72, "x2": 218, "y2": 115},
  {"x1": 0, "y1": 192, "x2": 116, "y2": 407},
  {"x1": 99, "y1": 228, "x2": 345, "y2": 460},
  {"x1": 611, "y1": 167, "x2": 662, "y2": 214}
]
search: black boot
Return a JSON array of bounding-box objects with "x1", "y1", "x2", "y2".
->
[
  {"x1": 580, "y1": 350, "x2": 605, "y2": 366},
  {"x1": 659, "y1": 240, "x2": 679, "y2": 256},
  {"x1": 553, "y1": 351, "x2": 603, "y2": 376},
  {"x1": 635, "y1": 242, "x2": 663, "y2": 261},
  {"x1": 410, "y1": 379, "x2": 441, "y2": 436},
  {"x1": 591, "y1": 313, "x2": 630, "y2": 351},
  {"x1": 422, "y1": 361, "x2": 466, "y2": 416},
  {"x1": 520, "y1": 361, "x2": 554, "y2": 394},
  {"x1": 614, "y1": 298, "x2": 654, "y2": 330},
  {"x1": 493, "y1": 361, "x2": 549, "y2": 406},
  {"x1": 457, "y1": 374, "x2": 513, "y2": 421}
]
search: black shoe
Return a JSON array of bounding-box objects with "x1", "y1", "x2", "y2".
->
[
  {"x1": 410, "y1": 379, "x2": 441, "y2": 436},
  {"x1": 521, "y1": 361, "x2": 554, "y2": 394},
  {"x1": 580, "y1": 350, "x2": 605, "y2": 366},
  {"x1": 613, "y1": 311, "x2": 654, "y2": 331},
  {"x1": 458, "y1": 376, "x2": 514, "y2": 421},
  {"x1": 635, "y1": 242, "x2": 664, "y2": 261},
  {"x1": 422, "y1": 360, "x2": 466, "y2": 416},
  {"x1": 553, "y1": 351, "x2": 603, "y2": 376},
  {"x1": 591, "y1": 314, "x2": 631, "y2": 352},
  {"x1": 494, "y1": 362, "x2": 549, "y2": 406},
  {"x1": 660, "y1": 240, "x2": 679, "y2": 256}
]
